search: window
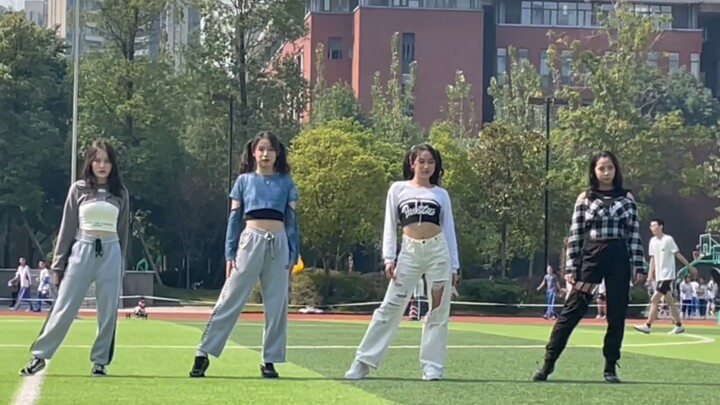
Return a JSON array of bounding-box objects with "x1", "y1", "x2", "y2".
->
[
  {"x1": 667, "y1": 52, "x2": 679, "y2": 72},
  {"x1": 690, "y1": 53, "x2": 700, "y2": 79},
  {"x1": 328, "y1": 37, "x2": 342, "y2": 59},
  {"x1": 518, "y1": 48, "x2": 529, "y2": 63},
  {"x1": 540, "y1": 49, "x2": 550, "y2": 88},
  {"x1": 647, "y1": 52, "x2": 658, "y2": 68},
  {"x1": 497, "y1": 48, "x2": 507, "y2": 84},
  {"x1": 557, "y1": 2, "x2": 576, "y2": 26},
  {"x1": 561, "y1": 50, "x2": 572, "y2": 85},
  {"x1": 402, "y1": 33, "x2": 415, "y2": 74}
]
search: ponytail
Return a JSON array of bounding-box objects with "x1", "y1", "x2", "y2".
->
[{"x1": 240, "y1": 139, "x2": 255, "y2": 174}]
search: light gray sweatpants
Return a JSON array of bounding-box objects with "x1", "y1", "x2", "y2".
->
[
  {"x1": 198, "y1": 226, "x2": 290, "y2": 362},
  {"x1": 31, "y1": 235, "x2": 123, "y2": 366}
]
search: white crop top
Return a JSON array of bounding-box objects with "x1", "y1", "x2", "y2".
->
[
  {"x1": 79, "y1": 196, "x2": 120, "y2": 233},
  {"x1": 382, "y1": 181, "x2": 460, "y2": 272}
]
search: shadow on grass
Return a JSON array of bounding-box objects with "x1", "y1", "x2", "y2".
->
[{"x1": 43, "y1": 374, "x2": 720, "y2": 386}]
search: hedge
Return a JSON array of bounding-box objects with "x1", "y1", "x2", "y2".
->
[{"x1": 248, "y1": 268, "x2": 651, "y2": 317}]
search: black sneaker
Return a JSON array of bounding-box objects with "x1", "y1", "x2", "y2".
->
[
  {"x1": 603, "y1": 360, "x2": 621, "y2": 383},
  {"x1": 189, "y1": 356, "x2": 209, "y2": 378},
  {"x1": 532, "y1": 360, "x2": 555, "y2": 381},
  {"x1": 260, "y1": 363, "x2": 279, "y2": 378},
  {"x1": 19, "y1": 357, "x2": 46, "y2": 376},
  {"x1": 91, "y1": 364, "x2": 107, "y2": 376}
]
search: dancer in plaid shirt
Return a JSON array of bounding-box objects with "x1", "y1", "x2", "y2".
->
[{"x1": 533, "y1": 151, "x2": 647, "y2": 384}]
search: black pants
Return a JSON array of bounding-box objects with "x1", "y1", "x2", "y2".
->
[{"x1": 544, "y1": 239, "x2": 631, "y2": 363}]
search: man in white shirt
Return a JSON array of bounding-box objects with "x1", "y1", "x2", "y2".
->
[
  {"x1": 634, "y1": 218, "x2": 696, "y2": 334},
  {"x1": 7, "y1": 257, "x2": 34, "y2": 311},
  {"x1": 36, "y1": 260, "x2": 53, "y2": 311}
]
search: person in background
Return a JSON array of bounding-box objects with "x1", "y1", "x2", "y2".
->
[
  {"x1": 36, "y1": 260, "x2": 53, "y2": 312},
  {"x1": 9, "y1": 257, "x2": 34, "y2": 312},
  {"x1": 537, "y1": 265, "x2": 561, "y2": 320},
  {"x1": 696, "y1": 277, "x2": 707, "y2": 319},
  {"x1": 595, "y1": 280, "x2": 606, "y2": 320},
  {"x1": 679, "y1": 276, "x2": 693, "y2": 319}
]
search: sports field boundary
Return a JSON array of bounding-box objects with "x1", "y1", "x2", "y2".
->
[{"x1": 1, "y1": 309, "x2": 717, "y2": 326}]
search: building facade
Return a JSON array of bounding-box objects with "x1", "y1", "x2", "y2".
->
[
  {"x1": 286, "y1": 0, "x2": 720, "y2": 125},
  {"x1": 45, "y1": 0, "x2": 201, "y2": 60}
]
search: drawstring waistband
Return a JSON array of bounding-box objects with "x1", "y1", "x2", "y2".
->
[
  {"x1": 94, "y1": 239, "x2": 103, "y2": 257},
  {"x1": 244, "y1": 226, "x2": 284, "y2": 260},
  {"x1": 75, "y1": 235, "x2": 119, "y2": 259}
]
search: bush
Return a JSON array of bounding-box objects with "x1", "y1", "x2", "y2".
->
[{"x1": 290, "y1": 268, "x2": 388, "y2": 307}]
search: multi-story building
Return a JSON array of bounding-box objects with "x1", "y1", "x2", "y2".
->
[
  {"x1": 283, "y1": 0, "x2": 720, "y2": 126},
  {"x1": 45, "y1": 0, "x2": 201, "y2": 60},
  {"x1": 25, "y1": 0, "x2": 47, "y2": 26}
]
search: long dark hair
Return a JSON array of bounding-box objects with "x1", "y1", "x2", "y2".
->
[
  {"x1": 588, "y1": 150, "x2": 624, "y2": 191},
  {"x1": 239, "y1": 131, "x2": 290, "y2": 175},
  {"x1": 80, "y1": 140, "x2": 125, "y2": 197},
  {"x1": 402, "y1": 143, "x2": 444, "y2": 185}
]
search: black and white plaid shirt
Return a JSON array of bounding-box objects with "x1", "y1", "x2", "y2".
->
[{"x1": 565, "y1": 190, "x2": 647, "y2": 274}]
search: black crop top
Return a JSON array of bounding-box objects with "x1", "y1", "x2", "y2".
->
[
  {"x1": 244, "y1": 208, "x2": 284, "y2": 221},
  {"x1": 398, "y1": 199, "x2": 441, "y2": 226}
]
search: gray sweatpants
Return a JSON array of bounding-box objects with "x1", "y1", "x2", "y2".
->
[
  {"x1": 31, "y1": 235, "x2": 123, "y2": 366},
  {"x1": 198, "y1": 226, "x2": 290, "y2": 362}
]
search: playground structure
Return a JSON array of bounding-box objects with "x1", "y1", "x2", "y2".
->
[{"x1": 678, "y1": 233, "x2": 720, "y2": 284}]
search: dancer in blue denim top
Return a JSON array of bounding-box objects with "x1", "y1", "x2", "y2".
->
[{"x1": 190, "y1": 131, "x2": 300, "y2": 379}]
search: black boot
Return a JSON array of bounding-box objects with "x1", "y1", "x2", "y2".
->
[
  {"x1": 260, "y1": 362, "x2": 279, "y2": 378},
  {"x1": 532, "y1": 360, "x2": 555, "y2": 381},
  {"x1": 603, "y1": 360, "x2": 621, "y2": 383},
  {"x1": 19, "y1": 357, "x2": 46, "y2": 376},
  {"x1": 189, "y1": 356, "x2": 210, "y2": 378}
]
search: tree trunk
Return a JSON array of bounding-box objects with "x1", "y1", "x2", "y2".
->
[
  {"x1": 500, "y1": 222, "x2": 508, "y2": 278},
  {"x1": 135, "y1": 223, "x2": 164, "y2": 286},
  {"x1": 22, "y1": 212, "x2": 46, "y2": 259},
  {"x1": 528, "y1": 251, "x2": 535, "y2": 278}
]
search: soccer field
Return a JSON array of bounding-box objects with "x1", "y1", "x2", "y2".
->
[{"x1": 1, "y1": 314, "x2": 719, "y2": 405}]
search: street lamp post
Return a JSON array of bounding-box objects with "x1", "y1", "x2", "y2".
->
[
  {"x1": 70, "y1": 0, "x2": 81, "y2": 183},
  {"x1": 212, "y1": 93, "x2": 235, "y2": 214},
  {"x1": 528, "y1": 96, "x2": 568, "y2": 273}
]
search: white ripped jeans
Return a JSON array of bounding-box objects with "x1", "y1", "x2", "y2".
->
[{"x1": 352, "y1": 233, "x2": 453, "y2": 377}]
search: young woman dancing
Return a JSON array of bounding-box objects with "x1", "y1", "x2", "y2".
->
[
  {"x1": 533, "y1": 151, "x2": 647, "y2": 384},
  {"x1": 20, "y1": 140, "x2": 130, "y2": 377},
  {"x1": 345, "y1": 143, "x2": 460, "y2": 381},
  {"x1": 190, "y1": 131, "x2": 300, "y2": 379}
]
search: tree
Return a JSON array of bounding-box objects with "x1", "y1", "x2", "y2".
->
[
  {"x1": 290, "y1": 119, "x2": 392, "y2": 273},
  {"x1": 308, "y1": 43, "x2": 364, "y2": 127},
  {"x1": 483, "y1": 46, "x2": 549, "y2": 274},
  {"x1": 440, "y1": 70, "x2": 478, "y2": 139},
  {"x1": 470, "y1": 122, "x2": 546, "y2": 277},
  {"x1": 0, "y1": 12, "x2": 70, "y2": 264},
  {"x1": 370, "y1": 32, "x2": 423, "y2": 147},
  {"x1": 549, "y1": 6, "x2": 713, "y2": 211},
  {"x1": 191, "y1": 0, "x2": 307, "y2": 139}
]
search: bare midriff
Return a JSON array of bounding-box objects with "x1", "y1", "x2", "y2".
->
[
  {"x1": 80, "y1": 229, "x2": 117, "y2": 238},
  {"x1": 246, "y1": 219, "x2": 284, "y2": 232},
  {"x1": 402, "y1": 223, "x2": 442, "y2": 240}
]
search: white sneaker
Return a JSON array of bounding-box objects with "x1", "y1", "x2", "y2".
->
[
  {"x1": 422, "y1": 365, "x2": 443, "y2": 381},
  {"x1": 668, "y1": 325, "x2": 685, "y2": 335},
  {"x1": 633, "y1": 324, "x2": 651, "y2": 334},
  {"x1": 344, "y1": 360, "x2": 370, "y2": 380}
]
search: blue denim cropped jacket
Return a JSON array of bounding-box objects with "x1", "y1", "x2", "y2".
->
[{"x1": 224, "y1": 172, "x2": 300, "y2": 267}]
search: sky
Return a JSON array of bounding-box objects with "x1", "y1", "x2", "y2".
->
[{"x1": 0, "y1": 0, "x2": 24, "y2": 10}]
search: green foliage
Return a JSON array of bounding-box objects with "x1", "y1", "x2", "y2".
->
[
  {"x1": 0, "y1": 12, "x2": 69, "y2": 215},
  {"x1": 309, "y1": 43, "x2": 364, "y2": 127},
  {"x1": 370, "y1": 32, "x2": 423, "y2": 147},
  {"x1": 472, "y1": 122, "x2": 546, "y2": 276},
  {"x1": 549, "y1": 5, "x2": 714, "y2": 212},
  {"x1": 289, "y1": 269, "x2": 388, "y2": 306},
  {"x1": 440, "y1": 70, "x2": 477, "y2": 138},
  {"x1": 289, "y1": 120, "x2": 393, "y2": 271}
]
